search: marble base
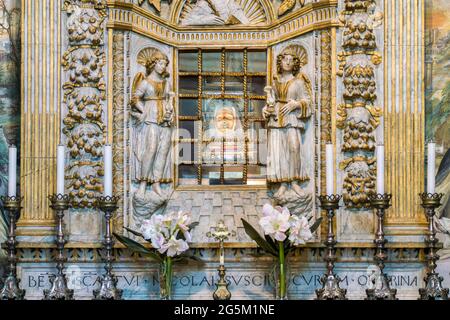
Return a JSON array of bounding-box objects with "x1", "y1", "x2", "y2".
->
[{"x1": 16, "y1": 261, "x2": 427, "y2": 300}]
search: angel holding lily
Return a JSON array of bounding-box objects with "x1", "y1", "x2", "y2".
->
[
  {"x1": 263, "y1": 45, "x2": 313, "y2": 199},
  {"x1": 130, "y1": 48, "x2": 175, "y2": 197}
]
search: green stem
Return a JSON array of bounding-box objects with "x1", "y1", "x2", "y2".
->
[
  {"x1": 166, "y1": 256, "x2": 173, "y2": 299},
  {"x1": 278, "y1": 241, "x2": 286, "y2": 299}
]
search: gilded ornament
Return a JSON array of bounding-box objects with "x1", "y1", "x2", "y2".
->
[{"x1": 278, "y1": 0, "x2": 295, "y2": 17}]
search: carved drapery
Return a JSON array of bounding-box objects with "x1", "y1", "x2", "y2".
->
[{"x1": 62, "y1": 0, "x2": 107, "y2": 208}]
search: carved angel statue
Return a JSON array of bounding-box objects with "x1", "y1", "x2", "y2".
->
[
  {"x1": 263, "y1": 45, "x2": 313, "y2": 198},
  {"x1": 131, "y1": 48, "x2": 174, "y2": 197},
  {"x1": 181, "y1": 0, "x2": 250, "y2": 26}
]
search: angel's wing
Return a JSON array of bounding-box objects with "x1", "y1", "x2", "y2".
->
[
  {"x1": 297, "y1": 72, "x2": 313, "y2": 102},
  {"x1": 132, "y1": 72, "x2": 145, "y2": 97}
]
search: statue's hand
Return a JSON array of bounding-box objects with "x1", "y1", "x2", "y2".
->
[
  {"x1": 279, "y1": 100, "x2": 299, "y2": 116},
  {"x1": 262, "y1": 106, "x2": 271, "y2": 120},
  {"x1": 131, "y1": 110, "x2": 145, "y2": 123}
]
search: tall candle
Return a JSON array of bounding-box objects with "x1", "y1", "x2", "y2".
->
[
  {"x1": 326, "y1": 144, "x2": 334, "y2": 196},
  {"x1": 376, "y1": 144, "x2": 385, "y2": 194},
  {"x1": 104, "y1": 145, "x2": 113, "y2": 197},
  {"x1": 8, "y1": 145, "x2": 17, "y2": 197},
  {"x1": 427, "y1": 142, "x2": 436, "y2": 194},
  {"x1": 57, "y1": 145, "x2": 65, "y2": 195}
]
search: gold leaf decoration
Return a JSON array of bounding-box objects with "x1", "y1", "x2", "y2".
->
[
  {"x1": 278, "y1": 0, "x2": 295, "y2": 17},
  {"x1": 138, "y1": 0, "x2": 161, "y2": 13}
]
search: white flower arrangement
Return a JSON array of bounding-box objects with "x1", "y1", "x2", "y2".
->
[
  {"x1": 259, "y1": 204, "x2": 313, "y2": 244},
  {"x1": 140, "y1": 211, "x2": 192, "y2": 257},
  {"x1": 114, "y1": 210, "x2": 201, "y2": 299},
  {"x1": 242, "y1": 203, "x2": 321, "y2": 299}
]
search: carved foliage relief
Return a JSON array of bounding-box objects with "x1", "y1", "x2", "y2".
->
[
  {"x1": 337, "y1": 0, "x2": 383, "y2": 208},
  {"x1": 62, "y1": 0, "x2": 107, "y2": 208}
]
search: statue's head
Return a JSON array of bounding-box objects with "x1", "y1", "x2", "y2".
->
[
  {"x1": 276, "y1": 45, "x2": 308, "y2": 77},
  {"x1": 145, "y1": 51, "x2": 169, "y2": 78}
]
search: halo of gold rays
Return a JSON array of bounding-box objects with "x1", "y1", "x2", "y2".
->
[
  {"x1": 281, "y1": 44, "x2": 308, "y2": 67},
  {"x1": 178, "y1": 0, "x2": 268, "y2": 26}
]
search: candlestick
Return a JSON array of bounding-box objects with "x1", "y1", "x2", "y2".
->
[
  {"x1": 8, "y1": 145, "x2": 17, "y2": 197},
  {"x1": 56, "y1": 145, "x2": 65, "y2": 195},
  {"x1": 427, "y1": 142, "x2": 436, "y2": 194},
  {"x1": 43, "y1": 194, "x2": 74, "y2": 300},
  {"x1": 93, "y1": 196, "x2": 123, "y2": 300},
  {"x1": 325, "y1": 143, "x2": 334, "y2": 196},
  {"x1": 104, "y1": 145, "x2": 113, "y2": 197},
  {"x1": 366, "y1": 194, "x2": 397, "y2": 300},
  {"x1": 418, "y1": 193, "x2": 448, "y2": 300},
  {"x1": 316, "y1": 194, "x2": 347, "y2": 300},
  {"x1": 376, "y1": 145, "x2": 385, "y2": 194},
  {"x1": 0, "y1": 196, "x2": 25, "y2": 300}
]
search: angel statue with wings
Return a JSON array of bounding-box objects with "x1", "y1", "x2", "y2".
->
[
  {"x1": 131, "y1": 48, "x2": 174, "y2": 198},
  {"x1": 263, "y1": 45, "x2": 313, "y2": 199}
]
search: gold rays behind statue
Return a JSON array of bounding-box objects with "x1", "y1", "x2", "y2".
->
[
  {"x1": 132, "y1": 47, "x2": 167, "y2": 95},
  {"x1": 137, "y1": 47, "x2": 163, "y2": 67}
]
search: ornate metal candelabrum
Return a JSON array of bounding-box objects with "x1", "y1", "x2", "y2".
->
[
  {"x1": 43, "y1": 194, "x2": 74, "y2": 300},
  {"x1": 93, "y1": 196, "x2": 123, "y2": 300},
  {"x1": 315, "y1": 194, "x2": 347, "y2": 300},
  {"x1": 366, "y1": 193, "x2": 397, "y2": 300},
  {"x1": 418, "y1": 193, "x2": 449, "y2": 300},
  {"x1": 0, "y1": 196, "x2": 25, "y2": 300},
  {"x1": 207, "y1": 220, "x2": 235, "y2": 300}
]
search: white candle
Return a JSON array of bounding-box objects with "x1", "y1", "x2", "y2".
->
[
  {"x1": 8, "y1": 145, "x2": 17, "y2": 197},
  {"x1": 326, "y1": 144, "x2": 334, "y2": 196},
  {"x1": 376, "y1": 144, "x2": 385, "y2": 194},
  {"x1": 104, "y1": 145, "x2": 113, "y2": 197},
  {"x1": 427, "y1": 142, "x2": 436, "y2": 194},
  {"x1": 56, "y1": 145, "x2": 65, "y2": 195}
]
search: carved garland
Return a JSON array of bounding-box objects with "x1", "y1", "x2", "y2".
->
[
  {"x1": 337, "y1": 0, "x2": 383, "y2": 208},
  {"x1": 112, "y1": 32, "x2": 125, "y2": 233},
  {"x1": 62, "y1": 0, "x2": 107, "y2": 208}
]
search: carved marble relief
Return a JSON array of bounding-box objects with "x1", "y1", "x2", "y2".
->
[
  {"x1": 178, "y1": 0, "x2": 267, "y2": 26},
  {"x1": 266, "y1": 40, "x2": 315, "y2": 218},
  {"x1": 337, "y1": 0, "x2": 383, "y2": 209},
  {"x1": 276, "y1": 0, "x2": 308, "y2": 17},
  {"x1": 129, "y1": 45, "x2": 175, "y2": 226},
  {"x1": 63, "y1": 0, "x2": 107, "y2": 208}
]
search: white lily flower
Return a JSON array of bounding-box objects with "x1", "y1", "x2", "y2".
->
[
  {"x1": 259, "y1": 204, "x2": 291, "y2": 242},
  {"x1": 288, "y1": 215, "x2": 313, "y2": 245},
  {"x1": 140, "y1": 215, "x2": 163, "y2": 240},
  {"x1": 175, "y1": 210, "x2": 192, "y2": 232},
  {"x1": 159, "y1": 236, "x2": 189, "y2": 257},
  {"x1": 150, "y1": 232, "x2": 166, "y2": 249}
]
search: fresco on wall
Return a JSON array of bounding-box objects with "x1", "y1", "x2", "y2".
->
[
  {"x1": 425, "y1": 0, "x2": 450, "y2": 154},
  {"x1": 425, "y1": 0, "x2": 450, "y2": 261},
  {"x1": 0, "y1": 0, "x2": 20, "y2": 264}
]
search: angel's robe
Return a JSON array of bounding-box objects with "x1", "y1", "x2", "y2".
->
[{"x1": 266, "y1": 74, "x2": 311, "y2": 184}]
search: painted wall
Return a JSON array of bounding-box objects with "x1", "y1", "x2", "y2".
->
[
  {"x1": 425, "y1": 0, "x2": 450, "y2": 163},
  {"x1": 425, "y1": 0, "x2": 450, "y2": 280}
]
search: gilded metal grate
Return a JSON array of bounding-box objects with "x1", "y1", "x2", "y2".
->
[{"x1": 177, "y1": 48, "x2": 267, "y2": 186}]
